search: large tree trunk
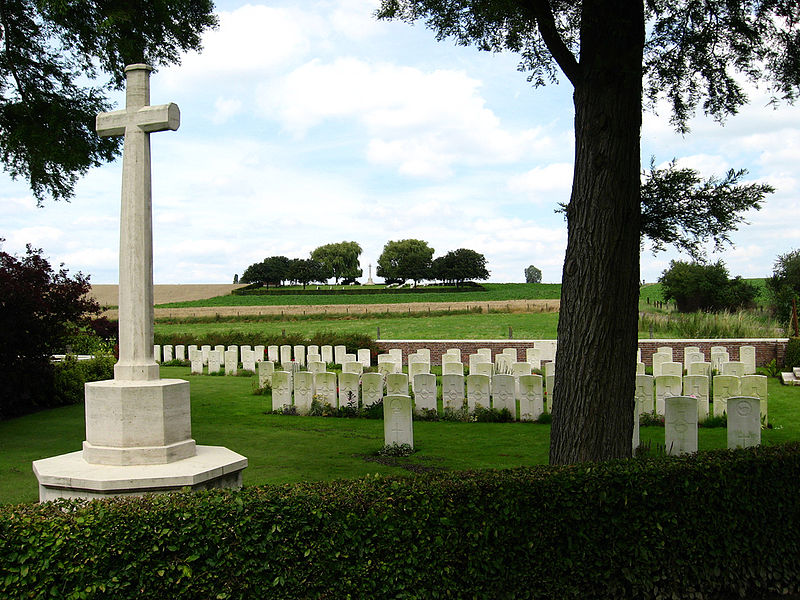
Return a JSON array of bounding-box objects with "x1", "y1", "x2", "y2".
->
[{"x1": 549, "y1": 0, "x2": 645, "y2": 464}]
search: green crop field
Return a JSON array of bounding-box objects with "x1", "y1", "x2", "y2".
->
[
  {"x1": 156, "y1": 283, "x2": 563, "y2": 308},
  {"x1": 2, "y1": 366, "x2": 798, "y2": 506}
]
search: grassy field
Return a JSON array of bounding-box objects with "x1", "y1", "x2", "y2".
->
[
  {"x1": 156, "y1": 283, "x2": 563, "y2": 308},
  {"x1": 2, "y1": 366, "x2": 798, "y2": 506},
  {"x1": 155, "y1": 311, "x2": 562, "y2": 341}
]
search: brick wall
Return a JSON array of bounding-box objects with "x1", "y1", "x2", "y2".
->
[{"x1": 375, "y1": 339, "x2": 789, "y2": 367}]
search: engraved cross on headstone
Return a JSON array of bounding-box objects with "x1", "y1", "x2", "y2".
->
[{"x1": 96, "y1": 64, "x2": 179, "y2": 381}]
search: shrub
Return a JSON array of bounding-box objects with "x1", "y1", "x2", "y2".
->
[
  {"x1": 659, "y1": 260, "x2": 758, "y2": 312},
  {"x1": 785, "y1": 337, "x2": 800, "y2": 370},
  {"x1": 766, "y1": 248, "x2": 800, "y2": 325},
  {"x1": 3, "y1": 444, "x2": 800, "y2": 599},
  {"x1": 52, "y1": 354, "x2": 115, "y2": 406},
  {"x1": 376, "y1": 443, "x2": 414, "y2": 457}
]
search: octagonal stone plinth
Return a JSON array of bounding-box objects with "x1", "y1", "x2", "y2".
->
[
  {"x1": 33, "y1": 445, "x2": 248, "y2": 502},
  {"x1": 83, "y1": 378, "x2": 195, "y2": 465}
]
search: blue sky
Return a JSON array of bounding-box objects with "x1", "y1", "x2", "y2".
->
[{"x1": 1, "y1": 0, "x2": 798, "y2": 285}]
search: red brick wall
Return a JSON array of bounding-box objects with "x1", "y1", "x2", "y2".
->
[{"x1": 375, "y1": 339, "x2": 788, "y2": 366}]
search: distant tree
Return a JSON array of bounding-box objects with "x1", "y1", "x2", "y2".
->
[
  {"x1": 240, "y1": 256, "x2": 291, "y2": 288},
  {"x1": 310, "y1": 242, "x2": 362, "y2": 284},
  {"x1": 377, "y1": 239, "x2": 434, "y2": 285},
  {"x1": 766, "y1": 249, "x2": 800, "y2": 325},
  {"x1": 0, "y1": 242, "x2": 101, "y2": 418},
  {"x1": 233, "y1": 274, "x2": 239, "y2": 284},
  {"x1": 641, "y1": 160, "x2": 773, "y2": 260},
  {"x1": 431, "y1": 249, "x2": 489, "y2": 287},
  {"x1": 659, "y1": 260, "x2": 758, "y2": 313},
  {"x1": 0, "y1": 0, "x2": 217, "y2": 204},
  {"x1": 287, "y1": 258, "x2": 331, "y2": 289},
  {"x1": 525, "y1": 265, "x2": 542, "y2": 284}
]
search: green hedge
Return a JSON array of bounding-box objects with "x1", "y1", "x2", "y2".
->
[
  {"x1": 3, "y1": 444, "x2": 800, "y2": 599},
  {"x1": 785, "y1": 337, "x2": 800, "y2": 370},
  {"x1": 233, "y1": 284, "x2": 486, "y2": 296}
]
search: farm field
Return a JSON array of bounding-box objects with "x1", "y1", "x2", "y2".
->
[{"x1": 2, "y1": 366, "x2": 797, "y2": 506}]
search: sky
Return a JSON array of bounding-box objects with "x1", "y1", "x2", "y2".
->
[{"x1": 1, "y1": 0, "x2": 799, "y2": 285}]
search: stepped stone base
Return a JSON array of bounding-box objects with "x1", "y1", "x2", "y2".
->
[
  {"x1": 781, "y1": 368, "x2": 800, "y2": 386},
  {"x1": 33, "y1": 445, "x2": 247, "y2": 502}
]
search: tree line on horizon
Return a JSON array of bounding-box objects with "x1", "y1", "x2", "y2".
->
[{"x1": 239, "y1": 239, "x2": 490, "y2": 289}]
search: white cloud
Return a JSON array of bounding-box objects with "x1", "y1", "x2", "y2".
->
[
  {"x1": 212, "y1": 98, "x2": 243, "y2": 124},
  {"x1": 507, "y1": 163, "x2": 573, "y2": 203},
  {"x1": 261, "y1": 58, "x2": 550, "y2": 177}
]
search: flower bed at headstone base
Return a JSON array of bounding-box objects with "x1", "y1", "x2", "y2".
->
[{"x1": 3, "y1": 444, "x2": 800, "y2": 599}]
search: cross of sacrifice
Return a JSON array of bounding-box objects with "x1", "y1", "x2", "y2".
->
[{"x1": 96, "y1": 64, "x2": 179, "y2": 382}]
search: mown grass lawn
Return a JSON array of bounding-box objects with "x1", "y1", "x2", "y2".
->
[{"x1": 2, "y1": 366, "x2": 798, "y2": 506}]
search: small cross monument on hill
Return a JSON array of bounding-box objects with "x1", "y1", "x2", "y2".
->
[{"x1": 33, "y1": 65, "x2": 247, "y2": 501}]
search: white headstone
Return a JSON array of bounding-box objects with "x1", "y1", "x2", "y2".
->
[
  {"x1": 280, "y1": 345, "x2": 292, "y2": 364},
  {"x1": 293, "y1": 345, "x2": 306, "y2": 367},
  {"x1": 334, "y1": 345, "x2": 347, "y2": 364},
  {"x1": 361, "y1": 373, "x2": 384, "y2": 407},
  {"x1": 241, "y1": 349, "x2": 256, "y2": 372},
  {"x1": 175, "y1": 344, "x2": 185, "y2": 361},
  {"x1": 267, "y1": 345, "x2": 279, "y2": 362},
  {"x1": 727, "y1": 396, "x2": 761, "y2": 448},
  {"x1": 307, "y1": 345, "x2": 319, "y2": 358},
  {"x1": 544, "y1": 361, "x2": 556, "y2": 378},
  {"x1": 189, "y1": 349, "x2": 203, "y2": 374},
  {"x1": 545, "y1": 374, "x2": 555, "y2": 411},
  {"x1": 386, "y1": 373, "x2": 409, "y2": 396},
  {"x1": 740, "y1": 375, "x2": 768, "y2": 425},
  {"x1": 739, "y1": 345, "x2": 757, "y2": 375},
  {"x1": 445, "y1": 348, "x2": 461, "y2": 362},
  {"x1": 308, "y1": 360, "x2": 326, "y2": 375},
  {"x1": 711, "y1": 351, "x2": 730, "y2": 372},
  {"x1": 477, "y1": 348, "x2": 492, "y2": 360},
  {"x1": 358, "y1": 348, "x2": 372, "y2": 368},
  {"x1": 683, "y1": 346, "x2": 701, "y2": 369},
  {"x1": 257, "y1": 360, "x2": 274, "y2": 388},
  {"x1": 321, "y1": 345, "x2": 333, "y2": 363},
  {"x1": 201, "y1": 345, "x2": 211, "y2": 365},
  {"x1": 466, "y1": 374, "x2": 491, "y2": 412},
  {"x1": 661, "y1": 362, "x2": 683, "y2": 377},
  {"x1": 711, "y1": 345, "x2": 728, "y2": 354},
  {"x1": 635, "y1": 374, "x2": 655, "y2": 415},
  {"x1": 214, "y1": 345, "x2": 225, "y2": 362},
  {"x1": 389, "y1": 348, "x2": 403, "y2": 363},
  {"x1": 293, "y1": 371, "x2": 315, "y2": 414},
  {"x1": 417, "y1": 348, "x2": 431, "y2": 363},
  {"x1": 208, "y1": 350, "x2": 222, "y2": 374},
  {"x1": 651, "y1": 352, "x2": 670, "y2": 377},
  {"x1": 665, "y1": 396, "x2": 698, "y2": 455},
  {"x1": 657, "y1": 346, "x2": 673, "y2": 361},
  {"x1": 713, "y1": 375, "x2": 741, "y2": 417},
  {"x1": 441, "y1": 374, "x2": 465, "y2": 410},
  {"x1": 227, "y1": 345, "x2": 239, "y2": 363},
  {"x1": 409, "y1": 361, "x2": 430, "y2": 387},
  {"x1": 413, "y1": 373, "x2": 437, "y2": 412},
  {"x1": 441, "y1": 353, "x2": 460, "y2": 365},
  {"x1": 338, "y1": 372, "x2": 360, "y2": 410},
  {"x1": 224, "y1": 349, "x2": 238, "y2": 375},
  {"x1": 384, "y1": 395, "x2": 413, "y2": 448},
  {"x1": 636, "y1": 362, "x2": 646, "y2": 375},
  {"x1": 491, "y1": 374, "x2": 516, "y2": 419},
  {"x1": 343, "y1": 361, "x2": 363, "y2": 375},
  {"x1": 163, "y1": 345, "x2": 173, "y2": 362},
  {"x1": 687, "y1": 361, "x2": 712, "y2": 378},
  {"x1": 655, "y1": 375, "x2": 682, "y2": 416},
  {"x1": 683, "y1": 374, "x2": 710, "y2": 421},
  {"x1": 525, "y1": 347, "x2": 541, "y2": 366},
  {"x1": 254, "y1": 345, "x2": 265, "y2": 362},
  {"x1": 271, "y1": 371, "x2": 293, "y2": 412},
  {"x1": 518, "y1": 374, "x2": 544, "y2": 421},
  {"x1": 443, "y1": 361, "x2": 464, "y2": 376},
  {"x1": 721, "y1": 361, "x2": 745, "y2": 377},
  {"x1": 342, "y1": 353, "x2": 357, "y2": 365},
  {"x1": 153, "y1": 344, "x2": 161, "y2": 363},
  {"x1": 377, "y1": 361, "x2": 398, "y2": 377},
  {"x1": 314, "y1": 372, "x2": 337, "y2": 407}
]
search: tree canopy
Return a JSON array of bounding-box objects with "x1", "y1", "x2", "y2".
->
[
  {"x1": 240, "y1": 256, "x2": 291, "y2": 288},
  {"x1": 431, "y1": 248, "x2": 489, "y2": 286},
  {"x1": 0, "y1": 0, "x2": 217, "y2": 204},
  {"x1": 378, "y1": 0, "x2": 800, "y2": 464},
  {"x1": 524, "y1": 265, "x2": 542, "y2": 284},
  {"x1": 0, "y1": 241, "x2": 100, "y2": 418},
  {"x1": 767, "y1": 249, "x2": 800, "y2": 326},
  {"x1": 377, "y1": 239, "x2": 435, "y2": 284},
  {"x1": 310, "y1": 242, "x2": 362, "y2": 284},
  {"x1": 641, "y1": 160, "x2": 773, "y2": 260},
  {"x1": 287, "y1": 258, "x2": 331, "y2": 289},
  {"x1": 659, "y1": 260, "x2": 758, "y2": 313}
]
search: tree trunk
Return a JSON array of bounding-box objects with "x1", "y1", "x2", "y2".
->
[{"x1": 549, "y1": 0, "x2": 645, "y2": 464}]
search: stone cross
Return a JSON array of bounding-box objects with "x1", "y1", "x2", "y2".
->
[{"x1": 96, "y1": 64, "x2": 179, "y2": 381}]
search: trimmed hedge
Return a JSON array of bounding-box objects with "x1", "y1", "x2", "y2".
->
[{"x1": 2, "y1": 445, "x2": 800, "y2": 599}]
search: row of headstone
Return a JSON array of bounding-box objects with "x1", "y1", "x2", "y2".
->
[
  {"x1": 663, "y1": 395, "x2": 761, "y2": 455},
  {"x1": 647, "y1": 345, "x2": 756, "y2": 376},
  {"x1": 265, "y1": 370, "x2": 552, "y2": 421},
  {"x1": 634, "y1": 373, "x2": 768, "y2": 423}
]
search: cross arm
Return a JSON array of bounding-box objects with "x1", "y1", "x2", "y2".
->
[
  {"x1": 136, "y1": 103, "x2": 180, "y2": 133},
  {"x1": 96, "y1": 109, "x2": 128, "y2": 137}
]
